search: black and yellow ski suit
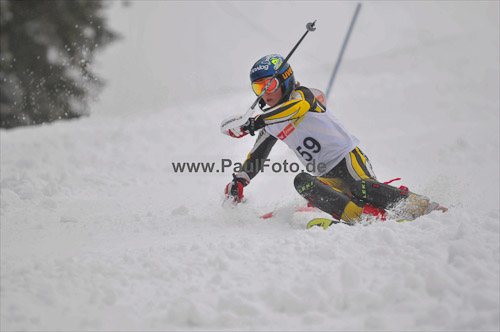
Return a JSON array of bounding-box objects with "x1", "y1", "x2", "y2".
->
[{"x1": 237, "y1": 86, "x2": 433, "y2": 222}]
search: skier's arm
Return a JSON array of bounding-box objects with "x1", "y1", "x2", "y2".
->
[
  {"x1": 244, "y1": 87, "x2": 320, "y2": 133},
  {"x1": 224, "y1": 129, "x2": 277, "y2": 203},
  {"x1": 260, "y1": 89, "x2": 312, "y2": 124},
  {"x1": 241, "y1": 129, "x2": 278, "y2": 179}
]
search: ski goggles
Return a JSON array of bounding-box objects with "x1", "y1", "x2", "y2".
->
[{"x1": 251, "y1": 77, "x2": 280, "y2": 95}]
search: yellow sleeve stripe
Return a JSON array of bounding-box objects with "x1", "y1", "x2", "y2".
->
[
  {"x1": 265, "y1": 99, "x2": 310, "y2": 121},
  {"x1": 266, "y1": 104, "x2": 299, "y2": 120},
  {"x1": 262, "y1": 89, "x2": 311, "y2": 121}
]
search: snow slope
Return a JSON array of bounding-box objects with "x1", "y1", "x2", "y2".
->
[{"x1": 1, "y1": 3, "x2": 499, "y2": 332}]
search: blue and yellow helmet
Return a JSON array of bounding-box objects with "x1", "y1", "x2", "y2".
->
[{"x1": 250, "y1": 54, "x2": 296, "y2": 102}]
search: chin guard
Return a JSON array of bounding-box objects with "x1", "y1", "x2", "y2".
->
[{"x1": 259, "y1": 99, "x2": 266, "y2": 110}]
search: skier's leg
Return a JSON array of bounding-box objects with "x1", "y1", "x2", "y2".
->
[
  {"x1": 351, "y1": 179, "x2": 408, "y2": 209},
  {"x1": 314, "y1": 177, "x2": 351, "y2": 193},
  {"x1": 350, "y1": 179, "x2": 438, "y2": 220},
  {"x1": 304, "y1": 148, "x2": 385, "y2": 221},
  {"x1": 320, "y1": 147, "x2": 377, "y2": 195},
  {"x1": 343, "y1": 147, "x2": 377, "y2": 182},
  {"x1": 294, "y1": 172, "x2": 365, "y2": 223},
  {"x1": 337, "y1": 148, "x2": 440, "y2": 218}
]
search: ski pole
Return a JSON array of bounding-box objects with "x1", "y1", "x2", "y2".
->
[
  {"x1": 221, "y1": 20, "x2": 317, "y2": 135},
  {"x1": 325, "y1": 3, "x2": 361, "y2": 101}
]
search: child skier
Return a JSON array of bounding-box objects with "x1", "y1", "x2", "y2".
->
[{"x1": 224, "y1": 54, "x2": 443, "y2": 224}]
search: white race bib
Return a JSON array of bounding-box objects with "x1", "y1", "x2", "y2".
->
[{"x1": 266, "y1": 110, "x2": 359, "y2": 176}]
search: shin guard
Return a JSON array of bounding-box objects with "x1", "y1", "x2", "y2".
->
[
  {"x1": 294, "y1": 173, "x2": 363, "y2": 222},
  {"x1": 351, "y1": 179, "x2": 433, "y2": 220},
  {"x1": 351, "y1": 179, "x2": 409, "y2": 209}
]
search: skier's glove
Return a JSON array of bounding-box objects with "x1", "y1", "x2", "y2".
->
[
  {"x1": 228, "y1": 126, "x2": 247, "y2": 138},
  {"x1": 241, "y1": 116, "x2": 265, "y2": 136},
  {"x1": 228, "y1": 116, "x2": 265, "y2": 138},
  {"x1": 224, "y1": 172, "x2": 250, "y2": 203}
]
